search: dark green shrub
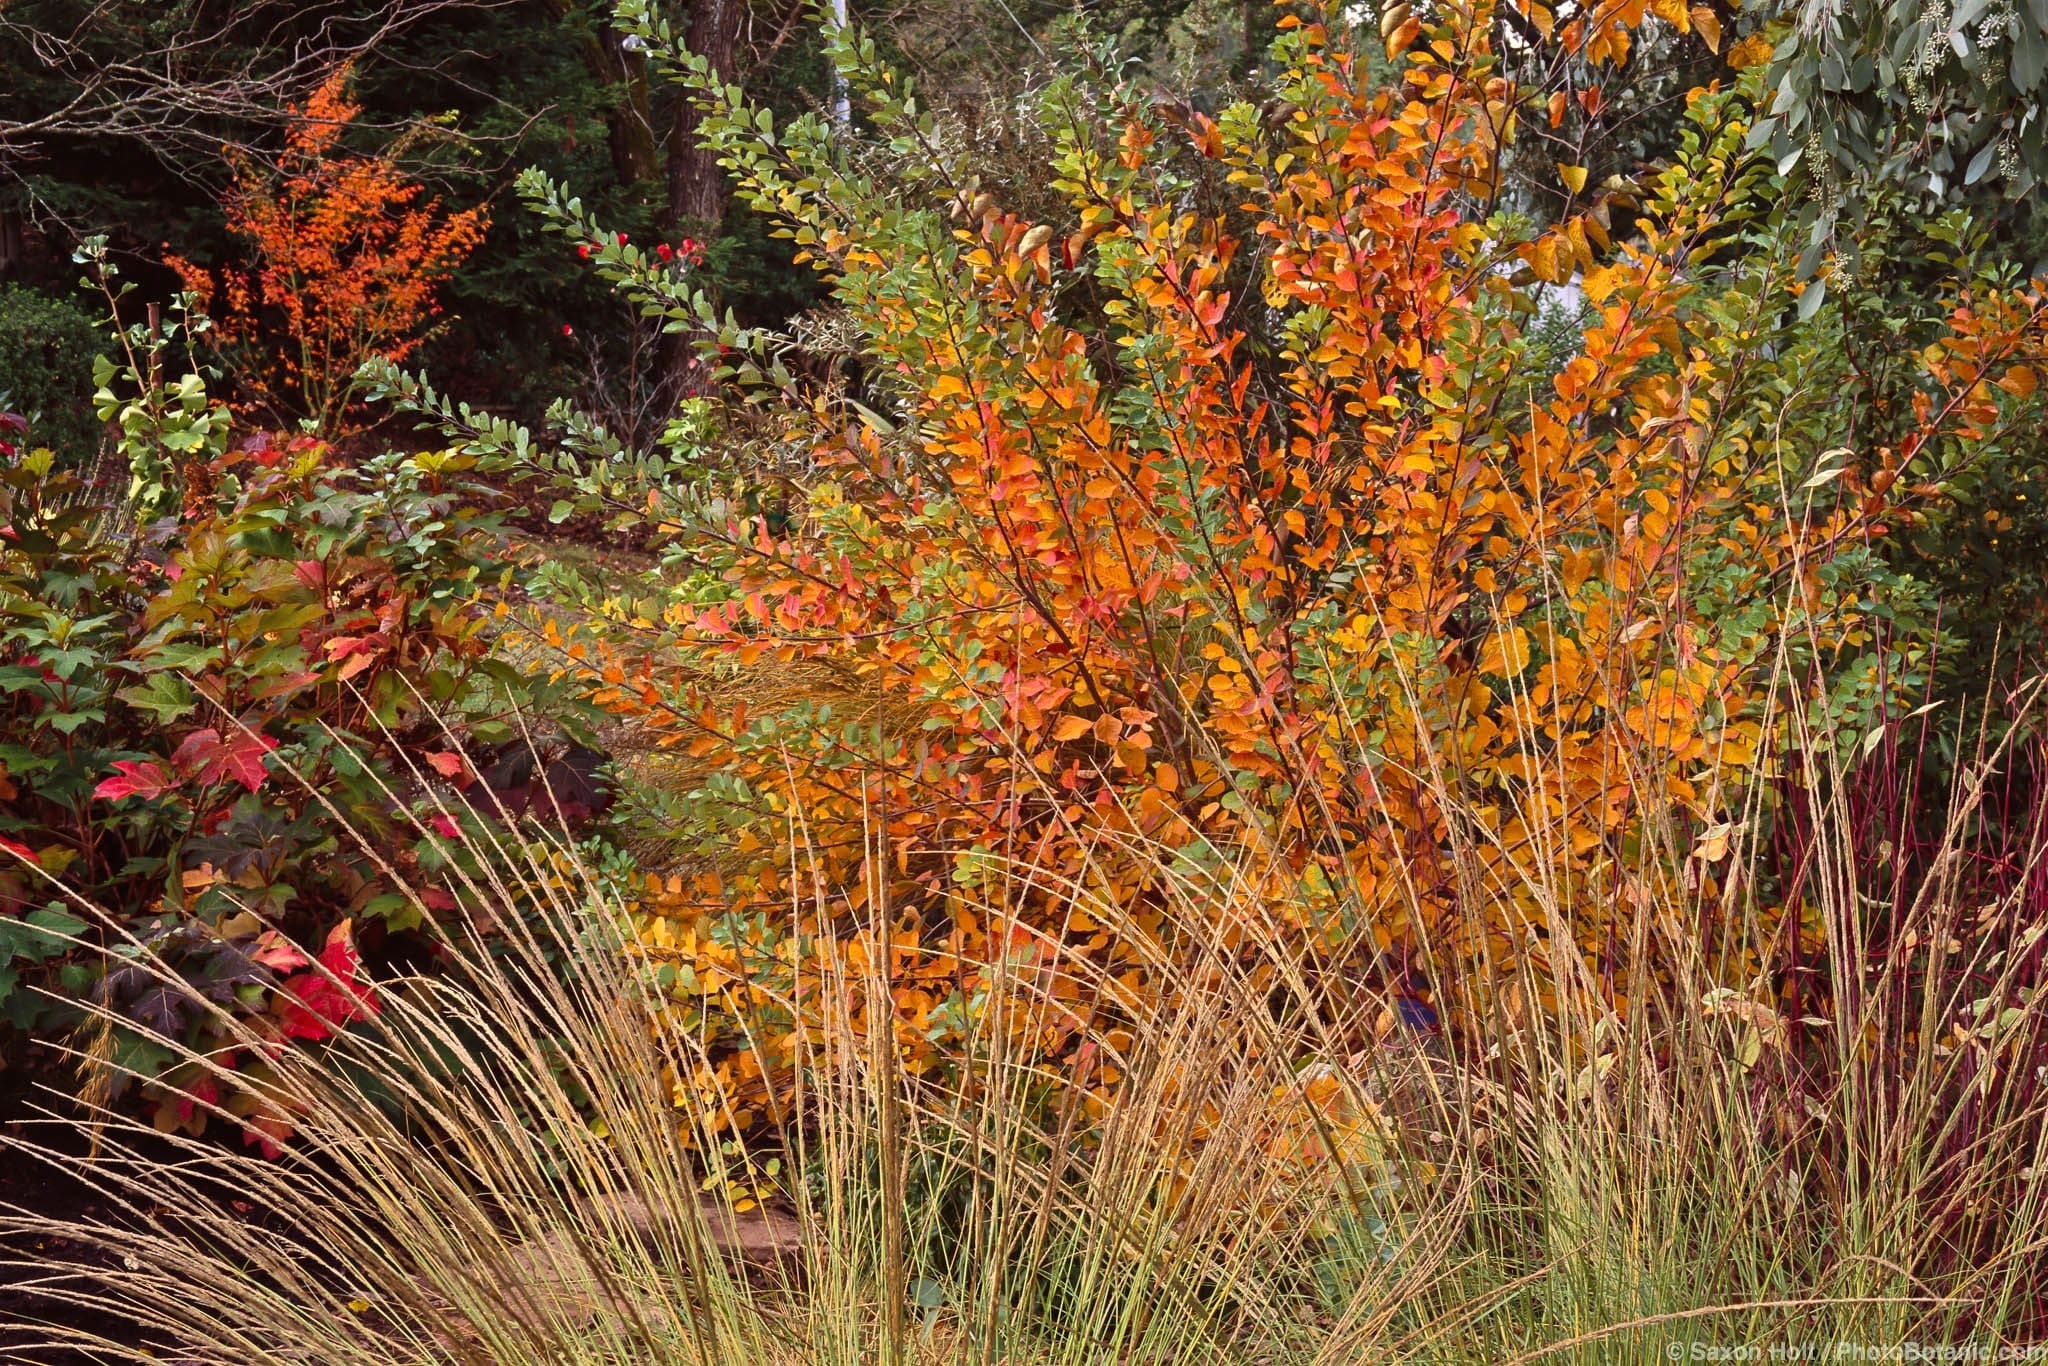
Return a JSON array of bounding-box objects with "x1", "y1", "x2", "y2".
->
[{"x1": 0, "y1": 284, "x2": 103, "y2": 465}]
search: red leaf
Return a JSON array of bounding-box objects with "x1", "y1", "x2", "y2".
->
[
  {"x1": 277, "y1": 919, "x2": 378, "y2": 1041},
  {"x1": 170, "y1": 729, "x2": 223, "y2": 777},
  {"x1": 217, "y1": 732, "x2": 278, "y2": 791},
  {"x1": 318, "y1": 920, "x2": 362, "y2": 974},
  {"x1": 325, "y1": 635, "x2": 383, "y2": 683},
  {"x1": 241, "y1": 1112, "x2": 292, "y2": 1159},
  {"x1": 250, "y1": 929, "x2": 309, "y2": 973},
  {"x1": 423, "y1": 751, "x2": 468, "y2": 782},
  {"x1": 174, "y1": 729, "x2": 277, "y2": 792},
  {"x1": 430, "y1": 813, "x2": 461, "y2": 840},
  {"x1": 174, "y1": 1075, "x2": 221, "y2": 1126},
  {"x1": 275, "y1": 996, "x2": 333, "y2": 1042},
  {"x1": 94, "y1": 759, "x2": 173, "y2": 803}
]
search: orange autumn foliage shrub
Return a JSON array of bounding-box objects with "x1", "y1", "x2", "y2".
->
[
  {"x1": 443, "y1": 1, "x2": 2048, "y2": 1137},
  {"x1": 171, "y1": 65, "x2": 487, "y2": 434}
]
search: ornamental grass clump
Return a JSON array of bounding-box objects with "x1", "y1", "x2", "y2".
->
[{"x1": 2, "y1": 678, "x2": 2046, "y2": 1360}]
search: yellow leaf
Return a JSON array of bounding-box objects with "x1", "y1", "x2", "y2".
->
[
  {"x1": 1727, "y1": 31, "x2": 1774, "y2": 67},
  {"x1": 1051, "y1": 715, "x2": 1092, "y2": 742},
  {"x1": 1564, "y1": 216, "x2": 1591, "y2": 270},
  {"x1": 1692, "y1": 822, "x2": 1735, "y2": 863},
  {"x1": 1479, "y1": 627, "x2": 1531, "y2": 678},
  {"x1": 1690, "y1": 5, "x2": 1721, "y2": 51},
  {"x1": 35, "y1": 845, "x2": 78, "y2": 876},
  {"x1": 1558, "y1": 163, "x2": 1589, "y2": 195},
  {"x1": 217, "y1": 911, "x2": 263, "y2": 940}
]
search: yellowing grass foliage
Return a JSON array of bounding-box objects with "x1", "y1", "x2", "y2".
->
[{"x1": 4, "y1": 684, "x2": 2047, "y2": 1361}]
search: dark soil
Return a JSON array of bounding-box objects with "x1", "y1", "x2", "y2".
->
[{"x1": 0, "y1": 1074, "x2": 163, "y2": 1366}]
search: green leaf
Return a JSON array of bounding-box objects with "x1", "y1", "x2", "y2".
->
[
  {"x1": 1796, "y1": 279, "x2": 1828, "y2": 322},
  {"x1": 0, "y1": 907, "x2": 90, "y2": 964},
  {"x1": 1964, "y1": 139, "x2": 1998, "y2": 186}
]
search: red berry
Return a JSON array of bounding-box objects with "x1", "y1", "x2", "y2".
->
[
  {"x1": 561, "y1": 324, "x2": 574, "y2": 336},
  {"x1": 656, "y1": 243, "x2": 673, "y2": 261},
  {"x1": 615, "y1": 232, "x2": 629, "y2": 245},
  {"x1": 578, "y1": 244, "x2": 592, "y2": 258}
]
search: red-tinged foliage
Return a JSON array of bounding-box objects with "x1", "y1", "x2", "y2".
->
[
  {"x1": 94, "y1": 760, "x2": 173, "y2": 803},
  {"x1": 2, "y1": 413, "x2": 560, "y2": 1148},
  {"x1": 519, "y1": 3, "x2": 2048, "y2": 1138},
  {"x1": 250, "y1": 930, "x2": 311, "y2": 975},
  {"x1": 423, "y1": 751, "x2": 469, "y2": 782},
  {"x1": 276, "y1": 920, "x2": 378, "y2": 1043},
  {"x1": 166, "y1": 729, "x2": 278, "y2": 793},
  {"x1": 168, "y1": 65, "x2": 488, "y2": 433}
]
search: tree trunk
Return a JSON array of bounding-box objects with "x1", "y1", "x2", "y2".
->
[
  {"x1": 544, "y1": 0, "x2": 659, "y2": 185},
  {"x1": 0, "y1": 206, "x2": 22, "y2": 279},
  {"x1": 660, "y1": 0, "x2": 743, "y2": 396},
  {"x1": 665, "y1": 0, "x2": 742, "y2": 228}
]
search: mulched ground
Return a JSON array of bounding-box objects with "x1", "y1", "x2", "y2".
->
[{"x1": 0, "y1": 1075, "x2": 165, "y2": 1365}]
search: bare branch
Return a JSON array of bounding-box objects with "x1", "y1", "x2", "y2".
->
[{"x1": 0, "y1": 0, "x2": 523, "y2": 184}]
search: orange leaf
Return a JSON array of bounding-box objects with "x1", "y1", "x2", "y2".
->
[{"x1": 1689, "y1": 6, "x2": 1721, "y2": 51}]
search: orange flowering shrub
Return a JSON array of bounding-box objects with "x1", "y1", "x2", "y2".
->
[
  {"x1": 378, "y1": 1, "x2": 2048, "y2": 1136},
  {"x1": 171, "y1": 64, "x2": 487, "y2": 433}
]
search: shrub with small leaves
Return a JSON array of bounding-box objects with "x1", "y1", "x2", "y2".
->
[{"x1": 377, "y1": 1, "x2": 2048, "y2": 1139}]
